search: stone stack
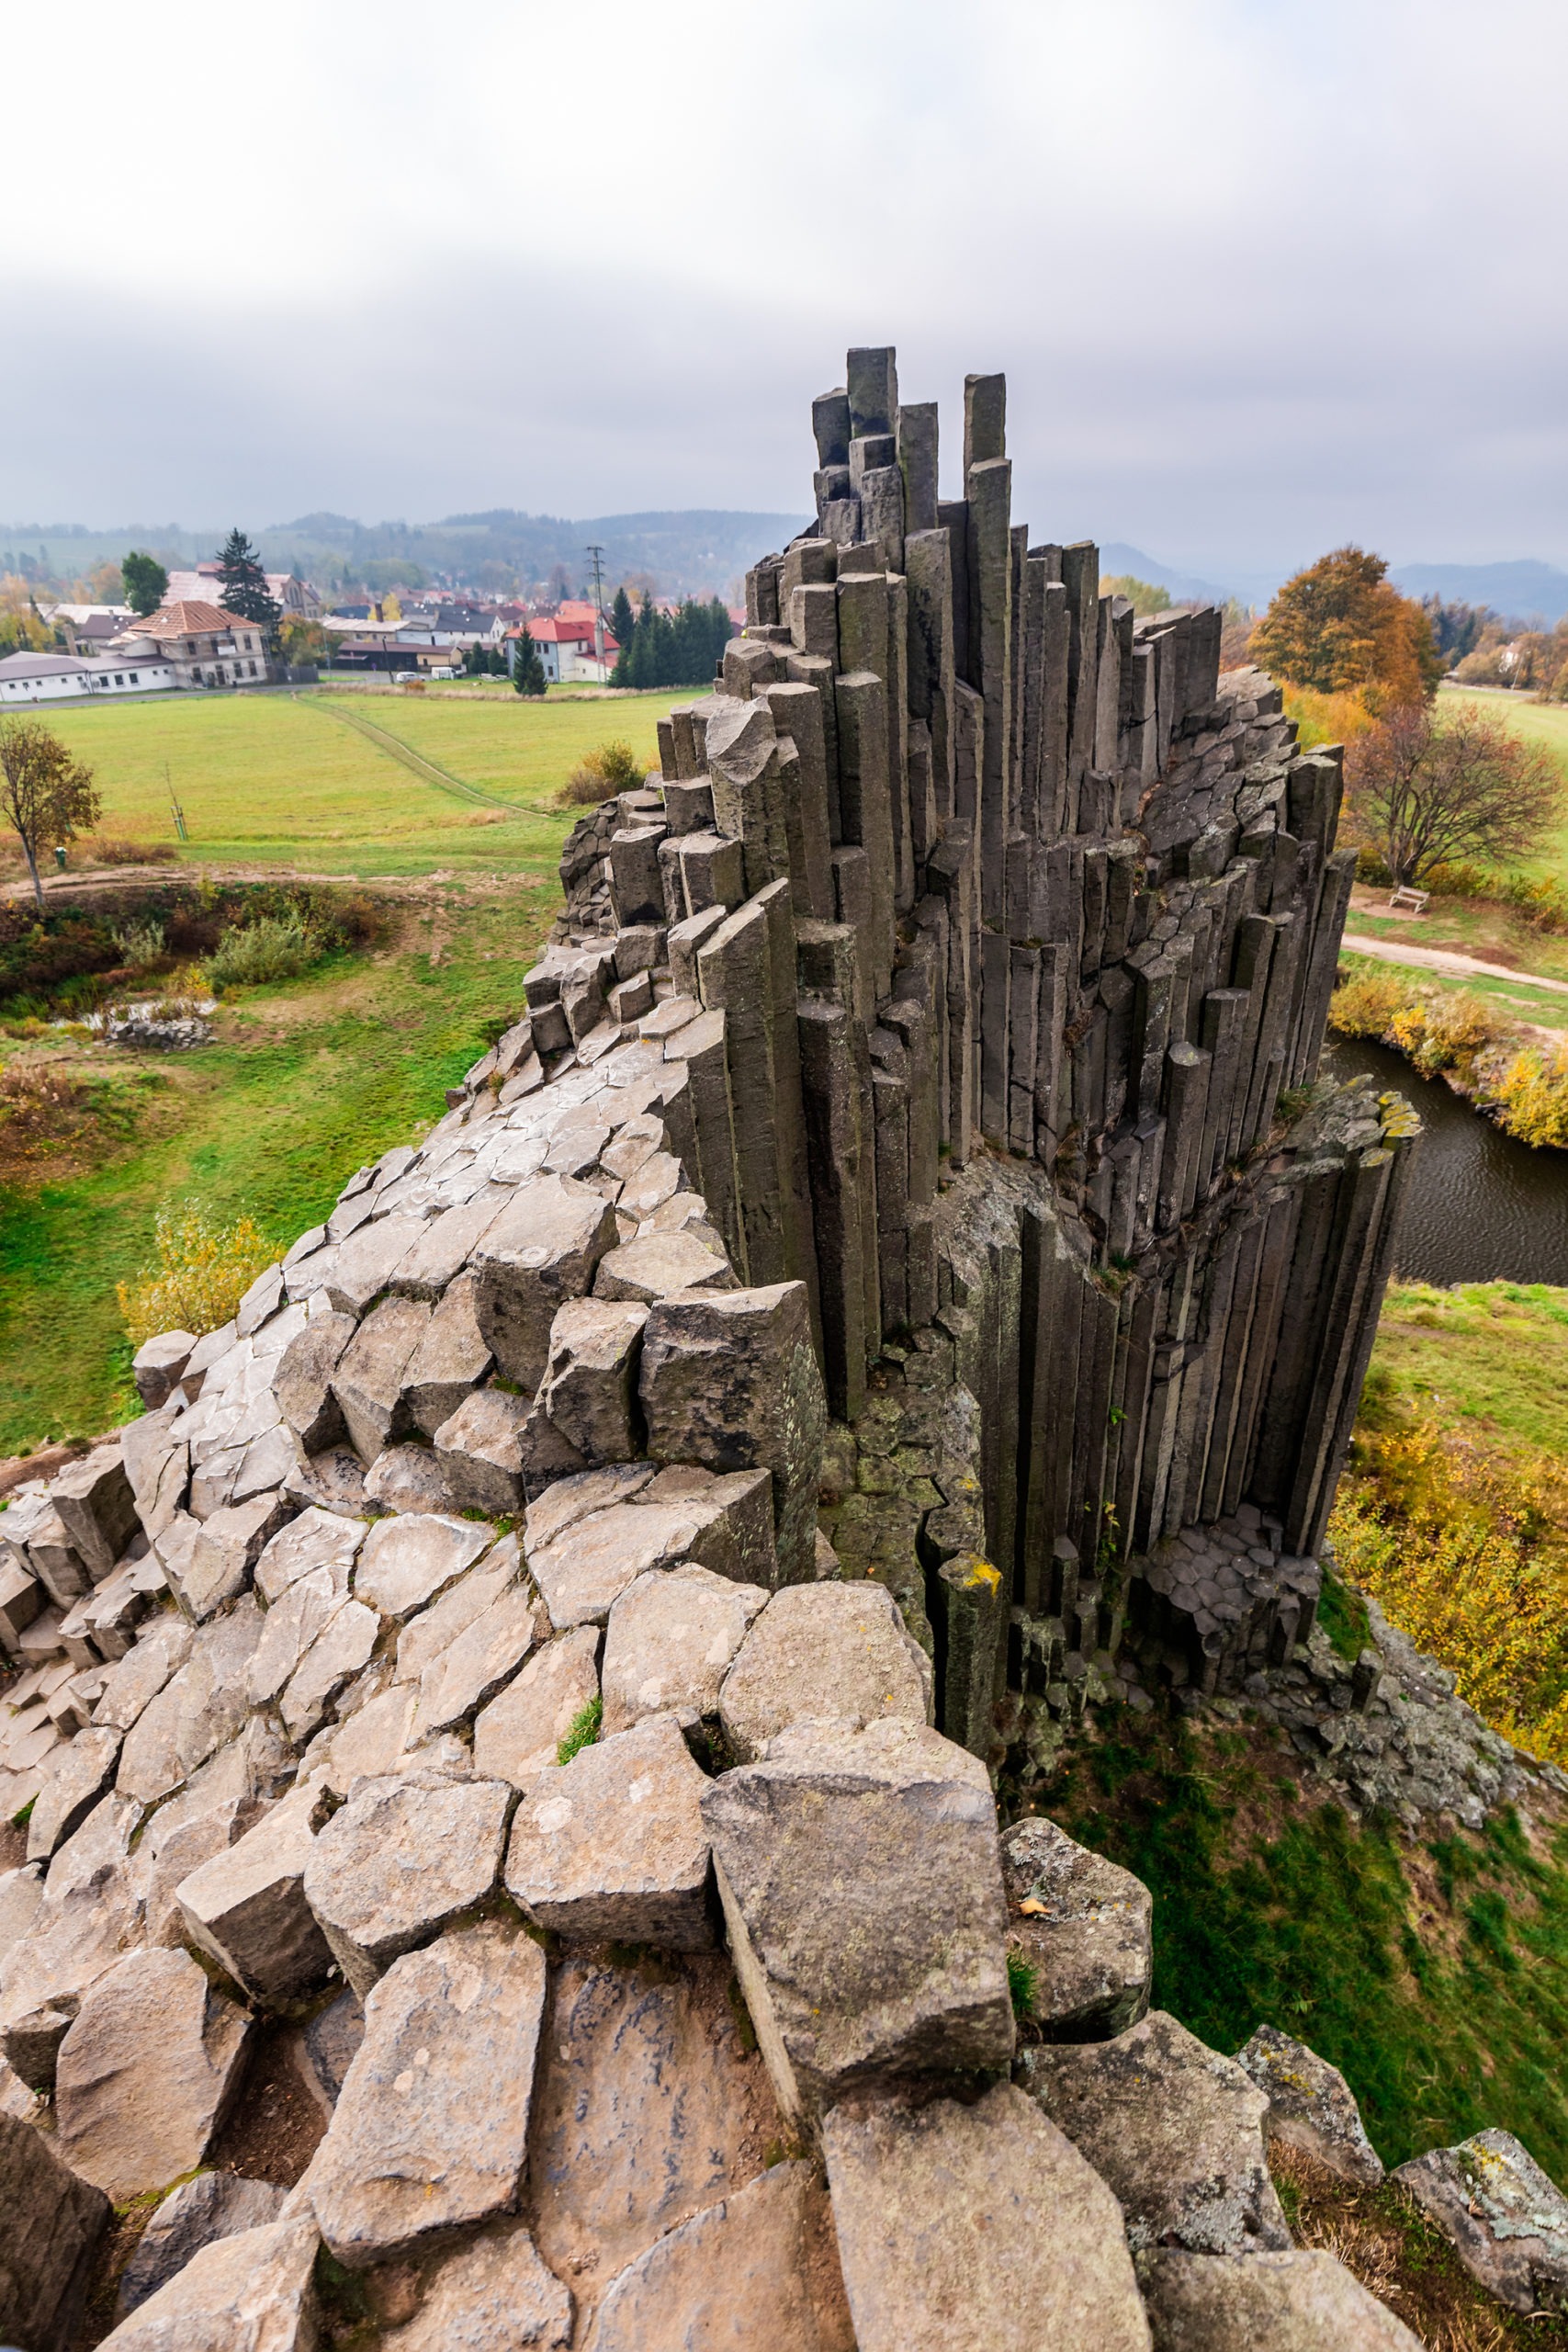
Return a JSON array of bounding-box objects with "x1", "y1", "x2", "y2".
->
[{"x1": 6, "y1": 346, "x2": 1537, "y2": 2349}]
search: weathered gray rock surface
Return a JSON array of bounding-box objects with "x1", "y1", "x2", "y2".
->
[
  {"x1": 601, "y1": 1562, "x2": 766, "y2": 1733},
  {"x1": 474, "y1": 1625, "x2": 601, "y2": 1787},
  {"x1": 54, "y1": 1947, "x2": 253, "y2": 2196},
  {"x1": 703, "y1": 1716, "x2": 1012, "y2": 2120},
  {"x1": 824, "y1": 2084, "x2": 1150, "y2": 2352},
  {"x1": 382, "y1": 2220, "x2": 573, "y2": 2349},
  {"x1": 1394, "y1": 2128, "x2": 1568, "y2": 2312},
  {"x1": 1139, "y1": 2249, "x2": 1421, "y2": 2349},
  {"x1": 1238, "y1": 2023, "x2": 1383, "y2": 2187},
  {"x1": 505, "y1": 1713, "x2": 712, "y2": 1948},
  {"x1": 717, "y1": 1578, "x2": 931, "y2": 1759},
  {"x1": 0, "y1": 2104, "x2": 108, "y2": 2352},
  {"x1": 303, "y1": 1770, "x2": 513, "y2": 1997},
  {"x1": 116, "y1": 2171, "x2": 288, "y2": 2319},
  {"x1": 305, "y1": 1920, "x2": 546, "y2": 2267},
  {"x1": 96, "y1": 2215, "x2": 321, "y2": 2351},
  {"x1": 1021, "y1": 2010, "x2": 1291, "y2": 2255},
  {"x1": 1001, "y1": 1815, "x2": 1152, "y2": 2041}
]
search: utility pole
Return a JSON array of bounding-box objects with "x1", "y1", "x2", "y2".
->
[{"x1": 585, "y1": 543, "x2": 607, "y2": 679}]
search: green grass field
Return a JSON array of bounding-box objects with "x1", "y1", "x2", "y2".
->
[
  {"x1": 0, "y1": 879, "x2": 560, "y2": 1452},
  {"x1": 30, "y1": 687, "x2": 687, "y2": 879},
  {"x1": 1336, "y1": 944, "x2": 1568, "y2": 1032}
]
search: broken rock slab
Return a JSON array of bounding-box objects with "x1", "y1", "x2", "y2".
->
[
  {"x1": 601, "y1": 1561, "x2": 767, "y2": 1734},
  {"x1": 54, "y1": 1946, "x2": 253, "y2": 2198},
  {"x1": 0, "y1": 2104, "x2": 109, "y2": 2352},
  {"x1": 717, "y1": 1579, "x2": 931, "y2": 1761},
  {"x1": 51, "y1": 1442, "x2": 139, "y2": 1579},
  {"x1": 1139, "y1": 2249, "x2": 1421, "y2": 2350},
  {"x1": 505, "y1": 1712, "x2": 713, "y2": 1949},
  {"x1": 537, "y1": 1295, "x2": 648, "y2": 1466},
  {"x1": 473, "y1": 1626, "x2": 601, "y2": 1788},
  {"x1": 116, "y1": 2172, "x2": 288, "y2": 2320},
  {"x1": 133, "y1": 1328, "x2": 197, "y2": 1409},
  {"x1": 280, "y1": 1597, "x2": 379, "y2": 1743},
  {"x1": 1393, "y1": 2128, "x2": 1568, "y2": 2313},
  {"x1": 471, "y1": 1172, "x2": 619, "y2": 1391},
  {"x1": 177, "y1": 1776, "x2": 335, "y2": 2004},
  {"x1": 1020, "y1": 2009, "x2": 1291, "y2": 2256},
  {"x1": 365, "y1": 1442, "x2": 461, "y2": 1517},
  {"x1": 304, "y1": 1919, "x2": 547, "y2": 2267},
  {"x1": 156, "y1": 1491, "x2": 294, "y2": 1622},
  {"x1": 702, "y1": 1715, "x2": 1013, "y2": 2122},
  {"x1": 639, "y1": 1281, "x2": 828, "y2": 1583},
  {"x1": 303, "y1": 1770, "x2": 513, "y2": 1999},
  {"x1": 354, "y1": 1512, "x2": 493, "y2": 1621},
  {"x1": 525, "y1": 1946, "x2": 785, "y2": 2301},
  {"x1": 1237, "y1": 2024, "x2": 1383, "y2": 2188},
  {"x1": 413, "y1": 1579, "x2": 537, "y2": 1736},
  {"x1": 392, "y1": 1532, "x2": 519, "y2": 1686},
  {"x1": 823, "y1": 2084, "x2": 1149, "y2": 2352},
  {"x1": 27, "y1": 1724, "x2": 121, "y2": 1864},
  {"x1": 585, "y1": 2159, "x2": 853, "y2": 2352},
  {"x1": 433, "y1": 1387, "x2": 531, "y2": 1515},
  {"x1": 1000, "y1": 1815, "x2": 1153, "y2": 2042},
  {"x1": 96, "y1": 2215, "x2": 321, "y2": 2352},
  {"x1": 381, "y1": 2219, "x2": 573, "y2": 2351}
]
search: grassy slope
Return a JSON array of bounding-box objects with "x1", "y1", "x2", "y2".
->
[
  {"x1": 0, "y1": 882, "x2": 559, "y2": 1450},
  {"x1": 32, "y1": 688, "x2": 685, "y2": 878},
  {"x1": 1016, "y1": 1281, "x2": 1568, "y2": 2186},
  {"x1": 1028, "y1": 1713, "x2": 1568, "y2": 2182},
  {"x1": 1336, "y1": 944, "x2": 1568, "y2": 1035},
  {"x1": 1368, "y1": 1279, "x2": 1568, "y2": 1457}
]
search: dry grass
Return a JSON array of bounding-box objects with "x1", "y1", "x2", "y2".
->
[{"x1": 1270, "y1": 2143, "x2": 1561, "y2": 2349}]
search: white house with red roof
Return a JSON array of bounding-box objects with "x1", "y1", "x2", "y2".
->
[
  {"x1": 513, "y1": 609, "x2": 619, "y2": 684},
  {"x1": 119, "y1": 600, "x2": 270, "y2": 688}
]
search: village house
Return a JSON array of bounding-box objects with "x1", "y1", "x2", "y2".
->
[
  {"x1": 119, "y1": 600, "x2": 269, "y2": 687},
  {"x1": 513, "y1": 609, "x2": 619, "y2": 684},
  {"x1": 0, "y1": 649, "x2": 175, "y2": 704}
]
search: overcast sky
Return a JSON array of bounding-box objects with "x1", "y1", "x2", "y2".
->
[{"x1": 5, "y1": 0, "x2": 1565, "y2": 578}]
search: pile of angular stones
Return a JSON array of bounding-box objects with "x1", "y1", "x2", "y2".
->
[
  {"x1": 89, "y1": 1001, "x2": 217, "y2": 1050},
  {"x1": 0, "y1": 1014, "x2": 1554, "y2": 2352}
]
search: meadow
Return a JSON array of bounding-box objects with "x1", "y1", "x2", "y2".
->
[
  {"x1": 28, "y1": 686, "x2": 688, "y2": 879},
  {"x1": 0, "y1": 878, "x2": 561, "y2": 1452}
]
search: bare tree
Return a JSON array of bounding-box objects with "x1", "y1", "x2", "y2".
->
[
  {"x1": 0, "y1": 718, "x2": 102, "y2": 909},
  {"x1": 1348, "y1": 703, "x2": 1563, "y2": 888}
]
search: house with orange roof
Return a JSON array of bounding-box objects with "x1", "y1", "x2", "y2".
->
[
  {"x1": 512, "y1": 612, "x2": 620, "y2": 684},
  {"x1": 119, "y1": 600, "x2": 271, "y2": 688}
]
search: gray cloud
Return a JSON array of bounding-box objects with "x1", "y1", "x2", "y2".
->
[{"x1": 3, "y1": 0, "x2": 1565, "y2": 582}]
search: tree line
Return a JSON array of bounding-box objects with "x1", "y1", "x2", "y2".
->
[{"x1": 609, "y1": 589, "x2": 734, "y2": 690}]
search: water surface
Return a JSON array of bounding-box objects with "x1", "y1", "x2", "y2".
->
[{"x1": 1325, "y1": 1038, "x2": 1568, "y2": 1287}]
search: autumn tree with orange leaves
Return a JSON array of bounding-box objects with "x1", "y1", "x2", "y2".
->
[{"x1": 1252, "y1": 547, "x2": 1442, "y2": 707}]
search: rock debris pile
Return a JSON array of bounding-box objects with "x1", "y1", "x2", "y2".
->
[{"x1": 2, "y1": 347, "x2": 1561, "y2": 2347}]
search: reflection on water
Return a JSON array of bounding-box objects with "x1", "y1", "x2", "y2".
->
[{"x1": 1325, "y1": 1038, "x2": 1568, "y2": 1288}]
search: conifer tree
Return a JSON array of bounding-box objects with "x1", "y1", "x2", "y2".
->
[
  {"x1": 513, "y1": 635, "x2": 547, "y2": 696},
  {"x1": 609, "y1": 585, "x2": 635, "y2": 661},
  {"x1": 215, "y1": 528, "x2": 282, "y2": 643}
]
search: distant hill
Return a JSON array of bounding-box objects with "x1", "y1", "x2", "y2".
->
[
  {"x1": 1390, "y1": 560, "x2": 1568, "y2": 625},
  {"x1": 1100, "y1": 542, "x2": 1246, "y2": 609},
  {"x1": 0, "y1": 508, "x2": 811, "y2": 602}
]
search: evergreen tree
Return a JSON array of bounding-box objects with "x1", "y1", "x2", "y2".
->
[
  {"x1": 215, "y1": 528, "x2": 282, "y2": 643},
  {"x1": 609, "y1": 585, "x2": 636, "y2": 662},
  {"x1": 513, "y1": 635, "x2": 547, "y2": 696},
  {"x1": 121, "y1": 551, "x2": 168, "y2": 616}
]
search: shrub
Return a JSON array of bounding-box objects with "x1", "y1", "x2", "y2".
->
[
  {"x1": 1500, "y1": 871, "x2": 1568, "y2": 935},
  {"x1": 1494, "y1": 1046, "x2": 1568, "y2": 1150},
  {"x1": 1330, "y1": 969, "x2": 1503, "y2": 1080},
  {"x1": 111, "y1": 918, "x2": 166, "y2": 970},
  {"x1": 86, "y1": 837, "x2": 178, "y2": 867},
  {"x1": 205, "y1": 914, "x2": 321, "y2": 989},
  {"x1": 1330, "y1": 1424, "x2": 1568, "y2": 1767},
  {"x1": 1328, "y1": 967, "x2": 1405, "y2": 1041},
  {"x1": 117, "y1": 1203, "x2": 276, "y2": 1346},
  {"x1": 559, "y1": 739, "x2": 645, "y2": 807}
]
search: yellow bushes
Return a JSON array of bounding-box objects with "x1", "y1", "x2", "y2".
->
[
  {"x1": 1329, "y1": 1421, "x2": 1568, "y2": 1768},
  {"x1": 1281, "y1": 684, "x2": 1381, "y2": 752},
  {"x1": 117, "y1": 1202, "x2": 276, "y2": 1347},
  {"x1": 1330, "y1": 962, "x2": 1568, "y2": 1148},
  {"x1": 1494, "y1": 1045, "x2": 1568, "y2": 1150}
]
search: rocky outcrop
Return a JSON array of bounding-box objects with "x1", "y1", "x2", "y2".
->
[{"x1": 2, "y1": 343, "x2": 1559, "y2": 2346}]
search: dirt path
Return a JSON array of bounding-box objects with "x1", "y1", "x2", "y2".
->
[{"x1": 1341, "y1": 932, "x2": 1568, "y2": 998}]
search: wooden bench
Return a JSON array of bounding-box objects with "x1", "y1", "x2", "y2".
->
[{"x1": 1387, "y1": 885, "x2": 1429, "y2": 914}]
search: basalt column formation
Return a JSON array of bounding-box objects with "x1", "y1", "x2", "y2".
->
[{"x1": 558, "y1": 345, "x2": 1416, "y2": 1749}]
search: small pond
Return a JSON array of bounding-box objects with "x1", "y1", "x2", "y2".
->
[{"x1": 1325, "y1": 1037, "x2": 1568, "y2": 1288}]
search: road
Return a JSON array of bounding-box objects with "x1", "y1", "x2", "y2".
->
[{"x1": 1340, "y1": 933, "x2": 1568, "y2": 1000}]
